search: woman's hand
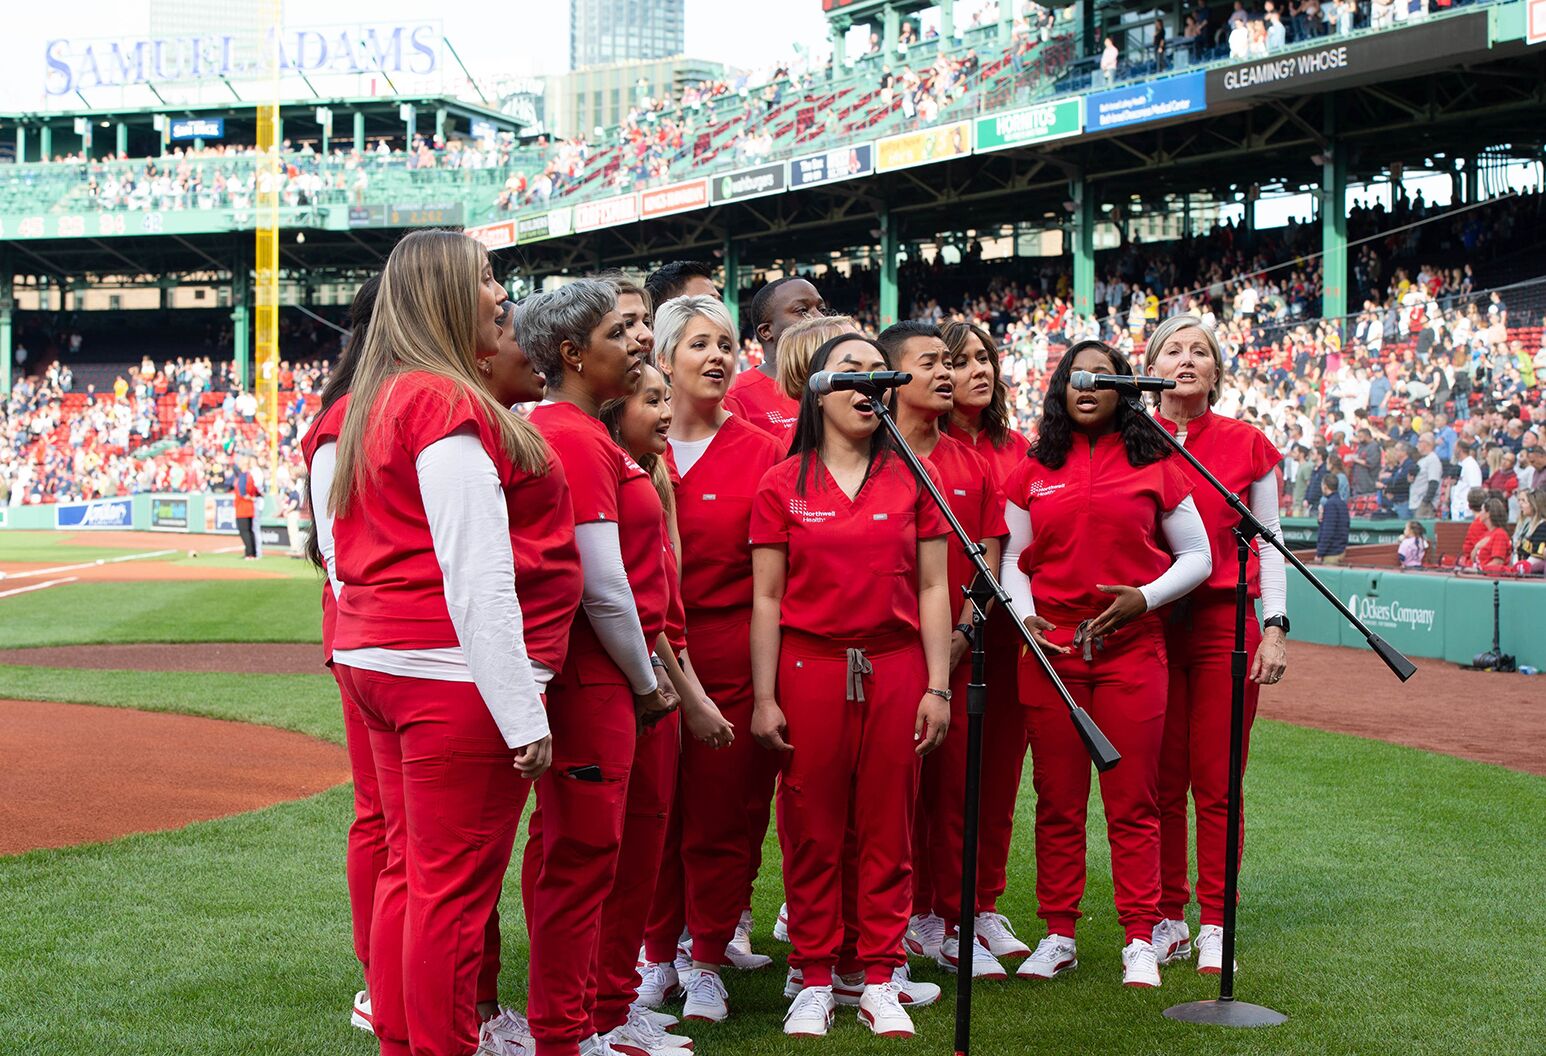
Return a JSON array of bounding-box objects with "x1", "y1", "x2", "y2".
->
[
  {"x1": 512, "y1": 735, "x2": 553, "y2": 780},
  {"x1": 684, "y1": 695, "x2": 735, "y2": 749},
  {"x1": 914, "y1": 693, "x2": 950, "y2": 756},
  {"x1": 1250, "y1": 626, "x2": 1289, "y2": 684},
  {"x1": 1023, "y1": 614, "x2": 1070, "y2": 655},
  {"x1": 633, "y1": 686, "x2": 677, "y2": 731},
  {"x1": 751, "y1": 698, "x2": 793, "y2": 752},
  {"x1": 949, "y1": 629, "x2": 970, "y2": 671},
  {"x1": 1085, "y1": 584, "x2": 1149, "y2": 639}
]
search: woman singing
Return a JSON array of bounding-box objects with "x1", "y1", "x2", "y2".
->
[
  {"x1": 1144, "y1": 315, "x2": 1287, "y2": 974},
  {"x1": 329, "y1": 231, "x2": 582, "y2": 1056},
  {"x1": 751, "y1": 333, "x2": 953, "y2": 1038},
  {"x1": 937, "y1": 320, "x2": 1035, "y2": 965},
  {"x1": 1000, "y1": 339, "x2": 1210, "y2": 989},
  {"x1": 516, "y1": 279, "x2": 674, "y2": 1056}
]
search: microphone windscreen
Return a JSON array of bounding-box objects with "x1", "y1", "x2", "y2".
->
[
  {"x1": 1069, "y1": 370, "x2": 1096, "y2": 392},
  {"x1": 808, "y1": 371, "x2": 833, "y2": 395}
]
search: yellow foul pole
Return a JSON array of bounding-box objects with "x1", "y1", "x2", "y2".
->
[{"x1": 255, "y1": 0, "x2": 283, "y2": 483}]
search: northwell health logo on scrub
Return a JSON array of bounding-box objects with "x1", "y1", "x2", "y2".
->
[{"x1": 1087, "y1": 72, "x2": 1206, "y2": 131}]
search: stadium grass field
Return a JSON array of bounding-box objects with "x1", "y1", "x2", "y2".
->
[{"x1": 2, "y1": 532, "x2": 1543, "y2": 1056}]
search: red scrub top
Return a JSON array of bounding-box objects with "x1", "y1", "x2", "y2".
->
[
  {"x1": 667, "y1": 415, "x2": 786, "y2": 616},
  {"x1": 725, "y1": 368, "x2": 800, "y2": 438},
  {"x1": 751, "y1": 453, "x2": 950, "y2": 642},
  {"x1": 944, "y1": 424, "x2": 1032, "y2": 492},
  {"x1": 926, "y1": 433, "x2": 1009, "y2": 604},
  {"x1": 1003, "y1": 432, "x2": 1193, "y2": 624},
  {"x1": 334, "y1": 373, "x2": 583, "y2": 676},
  {"x1": 531, "y1": 400, "x2": 670, "y2": 683},
  {"x1": 301, "y1": 396, "x2": 348, "y2": 661},
  {"x1": 1156, "y1": 409, "x2": 1281, "y2": 598}
]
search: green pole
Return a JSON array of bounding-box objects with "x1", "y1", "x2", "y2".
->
[
  {"x1": 1073, "y1": 180, "x2": 1096, "y2": 319},
  {"x1": 1321, "y1": 108, "x2": 1347, "y2": 335},
  {"x1": 0, "y1": 251, "x2": 12, "y2": 395},
  {"x1": 40, "y1": 125, "x2": 52, "y2": 162},
  {"x1": 880, "y1": 207, "x2": 900, "y2": 327},
  {"x1": 723, "y1": 232, "x2": 741, "y2": 337},
  {"x1": 883, "y1": 4, "x2": 900, "y2": 54},
  {"x1": 941, "y1": 0, "x2": 955, "y2": 41},
  {"x1": 115, "y1": 122, "x2": 128, "y2": 158},
  {"x1": 353, "y1": 111, "x2": 366, "y2": 153},
  {"x1": 15, "y1": 125, "x2": 25, "y2": 164},
  {"x1": 232, "y1": 258, "x2": 252, "y2": 391}
]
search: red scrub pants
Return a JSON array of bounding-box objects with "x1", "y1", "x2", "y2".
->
[
  {"x1": 336, "y1": 666, "x2": 532, "y2": 1056},
  {"x1": 1018, "y1": 615, "x2": 1167, "y2": 945},
  {"x1": 777, "y1": 630, "x2": 925, "y2": 987},
  {"x1": 335, "y1": 665, "x2": 388, "y2": 975},
  {"x1": 911, "y1": 657, "x2": 971, "y2": 927},
  {"x1": 976, "y1": 609, "x2": 1031, "y2": 914},
  {"x1": 643, "y1": 610, "x2": 782, "y2": 966},
  {"x1": 522, "y1": 664, "x2": 636, "y2": 1056},
  {"x1": 1158, "y1": 596, "x2": 1263, "y2": 927}
]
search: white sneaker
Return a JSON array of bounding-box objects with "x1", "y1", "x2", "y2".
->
[
  {"x1": 904, "y1": 912, "x2": 946, "y2": 960},
  {"x1": 680, "y1": 968, "x2": 729, "y2": 1023},
  {"x1": 975, "y1": 912, "x2": 1032, "y2": 960},
  {"x1": 783, "y1": 966, "x2": 804, "y2": 998},
  {"x1": 478, "y1": 1019, "x2": 535, "y2": 1055},
  {"x1": 783, "y1": 984, "x2": 836, "y2": 1037},
  {"x1": 857, "y1": 981, "x2": 915, "y2": 1038},
  {"x1": 1152, "y1": 918, "x2": 1192, "y2": 966},
  {"x1": 577, "y1": 1034, "x2": 621, "y2": 1056},
  {"x1": 725, "y1": 910, "x2": 773, "y2": 970},
  {"x1": 1016, "y1": 934, "x2": 1078, "y2": 980},
  {"x1": 937, "y1": 931, "x2": 1008, "y2": 979},
  {"x1": 484, "y1": 1008, "x2": 533, "y2": 1048},
  {"x1": 633, "y1": 1005, "x2": 679, "y2": 1029},
  {"x1": 1195, "y1": 924, "x2": 1237, "y2": 975},
  {"x1": 672, "y1": 944, "x2": 693, "y2": 978},
  {"x1": 606, "y1": 1004, "x2": 695, "y2": 1055},
  {"x1": 773, "y1": 903, "x2": 790, "y2": 943},
  {"x1": 635, "y1": 961, "x2": 681, "y2": 1008},
  {"x1": 1122, "y1": 939, "x2": 1162, "y2": 988},
  {"x1": 833, "y1": 964, "x2": 941, "y2": 1008},
  {"x1": 350, "y1": 990, "x2": 374, "y2": 1034}
]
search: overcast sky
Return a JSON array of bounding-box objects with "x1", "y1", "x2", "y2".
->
[{"x1": 0, "y1": 0, "x2": 831, "y2": 111}]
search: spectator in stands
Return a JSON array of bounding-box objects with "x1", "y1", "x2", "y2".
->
[
  {"x1": 1467, "y1": 497, "x2": 1514, "y2": 571},
  {"x1": 1450, "y1": 440, "x2": 1484, "y2": 520},
  {"x1": 1350, "y1": 425, "x2": 1382, "y2": 495},
  {"x1": 1317, "y1": 476, "x2": 1349, "y2": 563},
  {"x1": 1460, "y1": 487, "x2": 1491, "y2": 557},
  {"x1": 1398, "y1": 520, "x2": 1428, "y2": 569},
  {"x1": 1514, "y1": 487, "x2": 1546, "y2": 572},
  {"x1": 1382, "y1": 440, "x2": 1418, "y2": 518},
  {"x1": 1411, "y1": 433, "x2": 1443, "y2": 518}
]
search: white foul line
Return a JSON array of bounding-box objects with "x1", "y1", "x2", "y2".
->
[
  {"x1": 0, "y1": 576, "x2": 79, "y2": 599},
  {"x1": 0, "y1": 549, "x2": 178, "y2": 582}
]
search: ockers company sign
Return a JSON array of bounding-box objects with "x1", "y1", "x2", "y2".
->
[{"x1": 1346, "y1": 592, "x2": 1438, "y2": 633}]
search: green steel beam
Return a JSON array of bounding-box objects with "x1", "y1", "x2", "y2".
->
[
  {"x1": 232, "y1": 256, "x2": 252, "y2": 390},
  {"x1": 0, "y1": 250, "x2": 12, "y2": 395},
  {"x1": 723, "y1": 232, "x2": 740, "y2": 336},
  {"x1": 879, "y1": 207, "x2": 899, "y2": 327},
  {"x1": 1073, "y1": 180, "x2": 1095, "y2": 318},
  {"x1": 1321, "y1": 105, "x2": 1348, "y2": 333}
]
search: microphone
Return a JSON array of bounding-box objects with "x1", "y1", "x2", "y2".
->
[
  {"x1": 808, "y1": 370, "x2": 913, "y2": 394},
  {"x1": 1070, "y1": 370, "x2": 1177, "y2": 393}
]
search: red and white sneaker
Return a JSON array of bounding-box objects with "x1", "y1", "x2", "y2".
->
[
  {"x1": 478, "y1": 1019, "x2": 535, "y2": 1055},
  {"x1": 606, "y1": 1004, "x2": 695, "y2": 1055},
  {"x1": 904, "y1": 913, "x2": 945, "y2": 960},
  {"x1": 772, "y1": 903, "x2": 790, "y2": 943},
  {"x1": 857, "y1": 981, "x2": 915, "y2": 1038},
  {"x1": 1121, "y1": 939, "x2": 1161, "y2": 988},
  {"x1": 635, "y1": 961, "x2": 681, "y2": 1007},
  {"x1": 783, "y1": 984, "x2": 836, "y2": 1037},
  {"x1": 937, "y1": 931, "x2": 1008, "y2": 979},
  {"x1": 1016, "y1": 934, "x2": 1078, "y2": 980},
  {"x1": 350, "y1": 990, "x2": 374, "y2": 1034},
  {"x1": 1152, "y1": 918, "x2": 1192, "y2": 966},
  {"x1": 833, "y1": 964, "x2": 940, "y2": 1008},
  {"x1": 783, "y1": 966, "x2": 805, "y2": 998},
  {"x1": 725, "y1": 910, "x2": 773, "y2": 970},
  {"x1": 975, "y1": 912, "x2": 1032, "y2": 960},
  {"x1": 1195, "y1": 924, "x2": 1237, "y2": 975},
  {"x1": 483, "y1": 1008, "x2": 533, "y2": 1048},
  {"x1": 680, "y1": 968, "x2": 729, "y2": 1023}
]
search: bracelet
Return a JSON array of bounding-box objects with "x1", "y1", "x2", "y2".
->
[{"x1": 925, "y1": 687, "x2": 953, "y2": 702}]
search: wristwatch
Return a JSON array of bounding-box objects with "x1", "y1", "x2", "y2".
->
[
  {"x1": 953, "y1": 622, "x2": 976, "y2": 646},
  {"x1": 1264, "y1": 614, "x2": 1290, "y2": 635},
  {"x1": 925, "y1": 687, "x2": 953, "y2": 702}
]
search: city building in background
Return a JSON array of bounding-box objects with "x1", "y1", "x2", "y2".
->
[
  {"x1": 545, "y1": 55, "x2": 723, "y2": 139},
  {"x1": 570, "y1": 0, "x2": 686, "y2": 69}
]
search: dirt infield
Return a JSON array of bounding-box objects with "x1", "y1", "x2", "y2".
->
[
  {"x1": 1261, "y1": 643, "x2": 1545, "y2": 776},
  {"x1": 0, "y1": 642, "x2": 324, "y2": 674},
  {"x1": 0, "y1": 699, "x2": 349, "y2": 855}
]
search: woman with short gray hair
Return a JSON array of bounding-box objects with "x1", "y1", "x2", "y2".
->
[
  {"x1": 1143, "y1": 314, "x2": 1289, "y2": 976},
  {"x1": 514, "y1": 279, "x2": 622, "y2": 394}
]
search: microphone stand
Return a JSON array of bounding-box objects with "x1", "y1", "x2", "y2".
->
[
  {"x1": 1117, "y1": 389, "x2": 1415, "y2": 1029},
  {"x1": 864, "y1": 387, "x2": 1121, "y2": 1056}
]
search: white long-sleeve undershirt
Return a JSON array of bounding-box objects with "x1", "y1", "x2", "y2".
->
[
  {"x1": 1249, "y1": 470, "x2": 1287, "y2": 620},
  {"x1": 999, "y1": 495, "x2": 1212, "y2": 619},
  {"x1": 308, "y1": 440, "x2": 341, "y2": 600},
  {"x1": 575, "y1": 521, "x2": 659, "y2": 695},
  {"x1": 332, "y1": 431, "x2": 550, "y2": 749}
]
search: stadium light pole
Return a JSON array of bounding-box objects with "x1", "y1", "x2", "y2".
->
[{"x1": 1121, "y1": 392, "x2": 1416, "y2": 1029}]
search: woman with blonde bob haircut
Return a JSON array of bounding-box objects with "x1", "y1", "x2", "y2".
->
[
  {"x1": 776, "y1": 313, "x2": 863, "y2": 401},
  {"x1": 1143, "y1": 313, "x2": 1289, "y2": 976},
  {"x1": 328, "y1": 229, "x2": 585, "y2": 1056}
]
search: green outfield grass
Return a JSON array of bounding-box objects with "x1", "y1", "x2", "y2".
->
[{"x1": 2, "y1": 567, "x2": 1543, "y2": 1056}]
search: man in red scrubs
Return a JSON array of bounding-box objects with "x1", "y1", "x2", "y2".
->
[
  {"x1": 879, "y1": 321, "x2": 1010, "y2": 982},
  {"x1": 724, "y1": 276, "x2": 828, "y2": 437}
]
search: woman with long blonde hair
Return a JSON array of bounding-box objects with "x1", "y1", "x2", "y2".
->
[{"x1": 329, "y1": 229, "x2": 584, "y2": 1056}]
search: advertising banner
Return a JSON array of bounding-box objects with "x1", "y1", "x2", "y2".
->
[
  {"x1": 573, "y1": 192, "x2": 640, "y2": 232},
  {"x1": 974, "y1": 97, "x2": 1082, "y2": 153},
  {"x1": 640, "y1": 179, "x2": 710, "y2": 219},
  {"x1": 876, "y1": 121, "x2": 972, "y2": 173},
  {"x1": 54, "y1": 497, "x2": 133, "y2": 530},
  {"x1": 259, "y1": 523, "x2": 293, "y2": 550},
  {"x1": 711, "y1": 163, "x2": 788, "y2": 205},
  {"x1": 516, "y1": 206, "x2": 573, "y2": 244},
  {"x1": 207, "y1": 495, "x2": 238, "y2": 534},
  {"x1": 1087, "y1": 72, "x2": 1206, "y2": 131},
  {"x1": 149, "y1": 495, "x2": 191, "y2": 531},
  {"x1": 170, "y1": 118, "x2": 225, "y2": 141},
  {"x1": 465, "y1": 218, "x2": 517, "y2": 251},
  {"x1": 1205, "y1": 12, "x2": 1489, "y2": 101},
  {"x1": 789, "y1": 143, "x2": 875, "y2": 189}
]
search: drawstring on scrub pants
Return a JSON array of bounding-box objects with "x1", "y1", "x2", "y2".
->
[
  {"x1": 1072, "y1": 620, "x2": 1106, "y2": 661},
  {"x1": 846, "y1": 648, "x2": 874, "y2": 702}
]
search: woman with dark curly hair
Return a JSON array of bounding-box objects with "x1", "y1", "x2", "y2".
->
[{"x1": 999, "y1": 339, "x2": 1211, "y2": 989}]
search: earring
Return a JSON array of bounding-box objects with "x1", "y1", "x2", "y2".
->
[
  {"x1": 576, "y1": 361, "x2": 584, "y2": 375},
  {"x1": 477, "y1": 360, "x2": 492, "y2": 376}
]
